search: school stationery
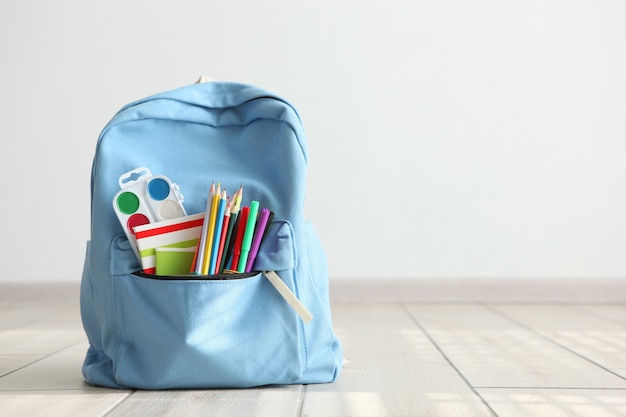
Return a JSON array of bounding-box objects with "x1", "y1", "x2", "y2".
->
[
  {"x1": 112, "y1": 167, "x2": 186, "y2": 259},
  {"x1": 214, "y1": 197, "x2": 231, "y2": 274},
  {"x1": 201, "y1": 183, "x2": 221, "y2": 274},
  {"x1": 238, "y1": 200, "x2": 259, "y2": 273},
  {"x1": 220, "y1": 187, "x2": 242, "y2": 272},
  {"x1": 229, "y1": 206, "x2": 249, "y2": 272},
  {"x1": 191, "y1": 184, "x2": 214, "y2": 274},
  {"x1": 155, "y1": 246, "x2": 197, "y2": 276},
  {"x1": 208, "y1": 189, "x2": 227, "y2": 274},
  {"x1": 80, "y1": 79, "x2": 343, "y2": 390},
  {"x1": 133, "y1": 212, "x2": 204, "y2": 274},
  {"x1": 245, "y1": 208, "x2": 273, "y2": 273}
]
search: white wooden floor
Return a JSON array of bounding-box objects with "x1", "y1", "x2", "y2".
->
[{"x1": 1, "y1": 279, "x2": 625, "y2": 417}]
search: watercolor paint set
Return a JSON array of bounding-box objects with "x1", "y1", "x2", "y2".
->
[{"x1": 112, "y1": 167, "x2": 187, "y2": 259}]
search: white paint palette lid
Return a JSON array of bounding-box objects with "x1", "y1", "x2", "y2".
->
[{"x1": 112, "y1": 167, "x2": 187, "y2": 259}]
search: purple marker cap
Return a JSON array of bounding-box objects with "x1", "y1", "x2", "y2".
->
[{"x1": 245, "y1": 208, "x2": 273, "y2": 273}]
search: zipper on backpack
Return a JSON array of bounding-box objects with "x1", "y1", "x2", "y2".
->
[{"x1": 133, "y1": 270, "x2": 259, "y2": 281}]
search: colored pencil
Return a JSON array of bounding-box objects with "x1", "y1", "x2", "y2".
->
[
  {"x1": 201, "y1": 183, "x2": 221, "y2": 275},
  {"x1": 209, "y1": 188, "x2": 227, "y2": 274},
  {"x1": 230, "y1": 205, "x2": 249, "y2": 272},
  {"x1": 190, "y1": 182, "x2": 214, "y2": 274},
  {"x1": 214, "y1": 195, "x2": 231, "y2": 274},
  {"x1": 220, "y1": 185, "x2": 243, "y2": 272}
]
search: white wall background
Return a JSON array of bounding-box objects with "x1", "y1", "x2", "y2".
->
[{"x1": 1, "y1": 0, "x2": 625, "y2": 282}]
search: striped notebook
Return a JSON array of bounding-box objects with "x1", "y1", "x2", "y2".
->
[{"x1": 133, "y1": 212, "x2": 204, "y2": 274}]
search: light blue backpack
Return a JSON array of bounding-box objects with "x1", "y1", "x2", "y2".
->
[{"x1": 80, "y1": 80, "x2": 343, "y2": 389}]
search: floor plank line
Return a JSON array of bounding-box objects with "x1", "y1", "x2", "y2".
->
[
  {"x1": 572, "y1": 305, "x2": 626, "y2": 326},
  {"x1": 405, "y1": 304, "x2": 626, "y2": 389},
  {"x1": 102, "y1": 390, "x2": 137, "y2": 417},
  {"x1": 0, "y1": 390, "x2": 133, "y2": 417},
  {"x1": 0, "y1": 338, "x2": 87, "y2": 380},
  {"x1": 104, "y1": 386, "x2": 305, "y2": 417},
  {"x1": 297, "y1": 384, "x2": 306, "y2": 417},
  {"x1": 485, "y1": 305, "x2": 626, "y2": 383},
  {"x1": 402, "y1": 304, "x2": 500, "y2": 417},
  {"x1": 474, "y1": 387, "x2": 626, "y2": 390},
  {"x1": 302, "y1": 303, "x2": 494, "y2": 416},
  {"x1": 477, "y1": 388, "x2": 626, "y2": 417}
]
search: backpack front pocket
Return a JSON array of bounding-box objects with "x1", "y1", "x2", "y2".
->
[{"x1": 111, "y1": 271, "x2": 303, "y2": 389}]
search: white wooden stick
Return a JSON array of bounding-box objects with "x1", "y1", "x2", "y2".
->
[{"x1": 263, "y1": 271, "x2": 313, "y2": 324}]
